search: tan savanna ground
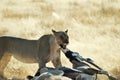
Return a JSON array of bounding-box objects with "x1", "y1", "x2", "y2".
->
[{"x1": 0, "y1": 0, "x2": 120, "y2": 80}]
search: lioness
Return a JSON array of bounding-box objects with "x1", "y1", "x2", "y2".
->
[{"x1": 0, "y1": 30, "x2": 69, "y2": 79}]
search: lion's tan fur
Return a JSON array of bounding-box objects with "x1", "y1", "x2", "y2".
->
[{"x1": 0, "y1": 30, "x2": 69, "y2": 79}]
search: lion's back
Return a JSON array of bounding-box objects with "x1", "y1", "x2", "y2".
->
[{"x1": 0, "y1": 36, "x2": 38, "y2": 63}]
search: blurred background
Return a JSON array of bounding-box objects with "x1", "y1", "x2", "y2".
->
[{"x1": 0, "y1": 0, "x2": 120, "y2": 79}]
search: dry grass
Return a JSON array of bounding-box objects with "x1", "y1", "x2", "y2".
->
[
  {"x1": 0, "y1": 28, "x2": 9, "y2": 35},
  {"x1": 2, "y1": 9, "x2": 38, "y2": 19},
  {"x1": 0, "y1": 0, "x2": 120, "y2": 80},
  {"x1": 111, "y1": 66, "x2": 120, "y2": 80},
  {"x1": 68, "y1": 0, "x2": 120, "y2": 26}
]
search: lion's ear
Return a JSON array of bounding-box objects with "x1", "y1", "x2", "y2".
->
[
  {"x1": 52, "y1": 29, "x2": 57, "y2": 34},
  {"x1": 65, "y1": 29, "x2": 68, "y2": 33}
]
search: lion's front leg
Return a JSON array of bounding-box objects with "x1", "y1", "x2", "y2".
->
[
  {"x1": 52, "y1": 55, "x2": 62, "y2": 69},
  {"x1": 34, "y1": 60, "x2": 46, "y2": 76}
]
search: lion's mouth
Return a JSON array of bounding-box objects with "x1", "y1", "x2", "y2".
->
[{"x1": 60, "y1": 43, "x2": 67, "y2": 49}]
